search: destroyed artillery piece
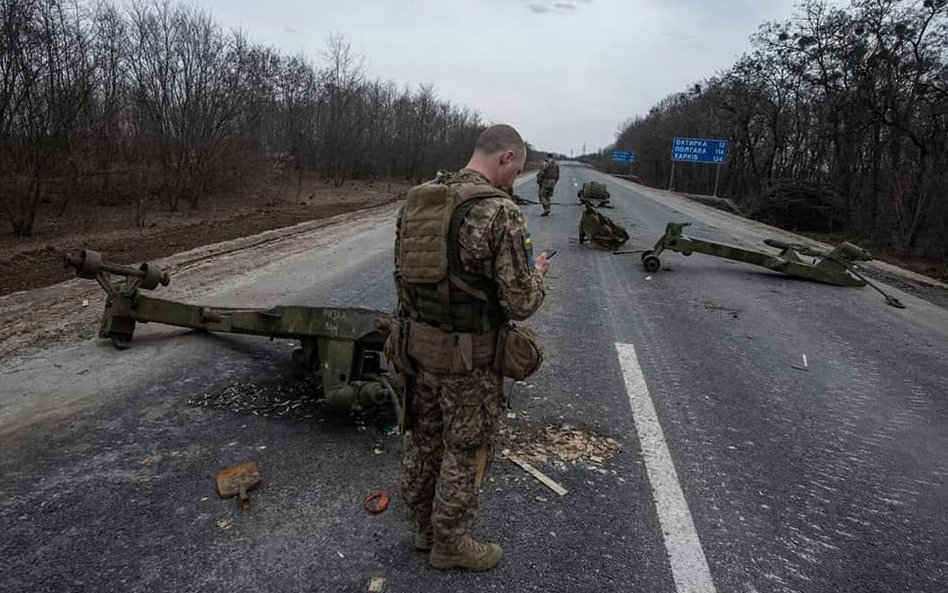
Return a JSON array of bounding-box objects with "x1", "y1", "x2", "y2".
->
[
  {"x1": 616, "y1": 222, "x2": 905, "y2": 307},
  {"x1": 64, "y1": 249, "x2": 400, "y2": 414}
]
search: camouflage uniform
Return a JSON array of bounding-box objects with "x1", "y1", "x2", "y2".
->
[
  {"x1": 394, "y1": 168, "x2": 545, "y2": 550},
  {"x1": 536, "y1": 158, "x2": 559, "y2": 215}
]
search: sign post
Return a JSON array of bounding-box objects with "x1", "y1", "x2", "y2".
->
[
  {"x1": 612, "y1": 151, "x2": 637, "y2": 179},
  {"x1": 611, "y1": 150, "x2": 636, "y2": 163},
  {"x1": 669, "y1": 137, "x2": 729, "y2": 196}
]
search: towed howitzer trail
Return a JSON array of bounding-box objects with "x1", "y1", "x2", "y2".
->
[
  {"x1": 63, "y1": 249, "x2": 400, "y2": 414},
  {"x1": 614, "y1": 222, "x2": 905, "y2": 308}
]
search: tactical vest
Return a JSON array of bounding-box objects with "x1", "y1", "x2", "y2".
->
[
  {"x1": 396, "y1": 172, "x2": 507, "y2": 333},
  {"x1": 547, "y1": 161, "x2": 560, "y2": 181}
]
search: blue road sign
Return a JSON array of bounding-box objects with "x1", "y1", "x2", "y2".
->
[
  {"x1": 612, "y1": 150, "x2": 636, "y2": 162},
  {"x1": 671, "y1": 137, "x2": 728, "y2": 163}
]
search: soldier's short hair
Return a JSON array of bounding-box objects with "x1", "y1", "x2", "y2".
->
[{"x1": 475, "y1": 124, "x2": 524, "y2": 157}]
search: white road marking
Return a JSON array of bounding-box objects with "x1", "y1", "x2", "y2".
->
[{"x1": 615, "y1": 342, "x2": 717, "y2": 593}]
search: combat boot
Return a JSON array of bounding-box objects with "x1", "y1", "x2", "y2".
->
[
  {"x1": 428, "y1": 535, "x2": 503, "y2": 571},
  {"x1": 413, "y1": 519, "x2": 433, "y2": 551}
]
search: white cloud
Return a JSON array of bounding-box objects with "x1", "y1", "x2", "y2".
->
[{"x1": 196, "y1": 0, "x2": 803, "y2": 154}]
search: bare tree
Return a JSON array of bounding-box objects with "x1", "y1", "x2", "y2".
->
[
  {"x1": 607, "y1": 0, "x2": 948, "y2": 259},
  {"x1": 0, "y1": 0, "x2": 95, "y2": 235}
]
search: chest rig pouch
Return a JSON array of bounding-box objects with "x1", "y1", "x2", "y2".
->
[{"x1": 392, "y1": 174, "x2": 508, "y2": 374}]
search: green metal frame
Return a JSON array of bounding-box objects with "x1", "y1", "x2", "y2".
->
[
  {"x1": 65, "y1": 250, "x2": 397, "y2": 414},
  {"x1": 636, "y1": 222, "x2": 870, "y2": 287}
]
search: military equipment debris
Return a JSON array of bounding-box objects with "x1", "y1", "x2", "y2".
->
[
  {"x1": 64, "y1": 249, "x2": 400, "y2": 413},
  {"x1": 215, "y1": 461, "x2": 262, "y2": 511},
  {"x1": 363, "y1": 489, "x2": 390, "y2": 513},
  {"x1": 623, "y1": 222, "x2": 905, "y2": 307}
]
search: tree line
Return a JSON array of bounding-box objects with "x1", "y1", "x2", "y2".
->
[
  {"x1": 596, "y1": 0, "x2": 948, "y2": 259},
  {"x1": 0, "y1": 0, "x2": 488, "y2": 236}
]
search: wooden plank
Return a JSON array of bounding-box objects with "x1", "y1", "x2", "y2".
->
[{"x1": 504, "y1": 452, "x2": 568, "y2": 496}]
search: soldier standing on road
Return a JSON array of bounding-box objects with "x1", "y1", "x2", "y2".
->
[
  {"x1": 387, "y1": 124, "x2": 549, "y2": 571},
  {"x1": 535, "y1": 153, "x2": 559, "y2": 216}
]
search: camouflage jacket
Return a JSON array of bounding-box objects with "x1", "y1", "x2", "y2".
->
[
  {"x1": 536, "y1": 159, "x2": 559, "y2": 189},
  {"x1": 395, "y1": 168, "x2": 545, "y2": 321}
]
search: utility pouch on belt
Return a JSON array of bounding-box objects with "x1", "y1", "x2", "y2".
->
[
  {"x1": 383, "y1": 317, "x2": 415, "y2": 375},
  {"x1": 406, "y1": 320, "x2": 496, "y2": 374},
  {"x1": 495, "y1": 322, "x2": 544, "y2": 380}
]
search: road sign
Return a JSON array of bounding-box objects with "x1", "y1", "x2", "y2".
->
[
  {"x1": 671, "y1": 138, "x2": 728, "y2": 163},
  {"x1": 611, "y1": 150, "x2": 636, "y2": 162}
]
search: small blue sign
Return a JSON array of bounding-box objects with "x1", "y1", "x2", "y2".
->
[
  {"x1": 612, "y1": 150, "x2": 636, "y2": 162},
  {"x1": 671, "y1": 137, "x2": 728, "y2": 163}
]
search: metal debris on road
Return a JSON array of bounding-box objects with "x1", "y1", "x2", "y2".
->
[
  {"x1": 368, "y1": 577, "x2": 387, "y2": 592},
  {"x1": 363, "y1": 489, "x2": 390, "y2": 513},
  {"x1": 215, "y1": 461, "x2": 262, "y2": 511},
  {"x1": 187, "y1": 376, "x2": 322, "y2": 420}
]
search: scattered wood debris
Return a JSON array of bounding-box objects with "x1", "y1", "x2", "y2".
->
[{"x1": 498, "y1": 423, "x2": 620, "y2": 467}]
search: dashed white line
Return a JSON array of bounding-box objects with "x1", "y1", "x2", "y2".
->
[{"x1": 615, "y1": 341, "x2": 717, "y2": 593}]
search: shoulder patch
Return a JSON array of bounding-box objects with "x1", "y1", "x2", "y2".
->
[{"x1": 523, "y1": 232, "x2": 535, "y2": 269}]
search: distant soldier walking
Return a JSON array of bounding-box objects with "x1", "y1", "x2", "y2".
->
[
  {"x1": 387, "y1": 124, "x2": 549, "y2": 571},
  {"x1": 535, "y1": 153, "x2": 559, "y2": 216}
]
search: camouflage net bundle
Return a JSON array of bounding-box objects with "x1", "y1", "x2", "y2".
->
[{"x1": 578, "y1": 181, "x2": 610, "y2": 204}]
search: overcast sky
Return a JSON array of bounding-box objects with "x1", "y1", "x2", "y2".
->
[{"x1": 192, "y1": 0, "x2": 806, "y2": 155}]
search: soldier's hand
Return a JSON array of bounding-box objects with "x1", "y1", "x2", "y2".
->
[{"x1": 534, "y1": 253, "x2": 550, "y2": 277}]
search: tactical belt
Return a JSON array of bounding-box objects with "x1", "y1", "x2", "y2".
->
[{"x1": 406, "y1": 319, "x2": 498, "y2": 374}]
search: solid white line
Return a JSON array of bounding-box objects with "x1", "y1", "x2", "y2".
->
[{"x1": 615, "y1": 342, "x2": 717, "y2": 593}]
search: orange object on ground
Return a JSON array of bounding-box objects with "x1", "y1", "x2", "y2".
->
[{"x1": 363, "y1": 489, "x2": 389, "y2": 513}]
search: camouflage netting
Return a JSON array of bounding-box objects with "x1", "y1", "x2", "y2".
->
[
  {"x1": 578, "y1": 181, "x2": 609, "y2": 202},
  {"x1": 751, "y1": 180, "x2": 848, "y2": 232}
]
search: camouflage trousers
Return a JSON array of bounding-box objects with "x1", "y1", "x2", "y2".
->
[
  {"x1": 400, "y1": 367, "x2": 504, "y2": 544},
  {"x1": 538, "y1": 185, "x2": 554, "y2": 213}
]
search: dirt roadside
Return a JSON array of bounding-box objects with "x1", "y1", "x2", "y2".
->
[
  {"x1": 0, "y1": 176, "x2": 410, "y2": 296},
  {"x1": 0, "y1": 201, "x2": 402, "y2": 367},
  {"x1": 0, "y1": 172, "x2": 408, "y2": 368}
]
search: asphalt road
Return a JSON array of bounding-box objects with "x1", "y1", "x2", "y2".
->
[{"x1": 1, "y1": 163, "x2": 946, "y2": 593}]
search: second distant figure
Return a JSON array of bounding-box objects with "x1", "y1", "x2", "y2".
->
[{"x1": 535, "y1": 153, "x2": 559, "y2": 216}]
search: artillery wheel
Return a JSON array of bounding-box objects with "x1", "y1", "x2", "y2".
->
[
  {"x1": 642, "y1": 255, "x2": 662, "y2": 273},
  {"x1": 138, "y1": 262, "x2": 170, "y2": 290},
  {"x1": 73, "y1": 249, "x2": 103, "y2": 279},
  {"x1": 640, "y1": 250, "x2": 652, "y2": 262}
]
